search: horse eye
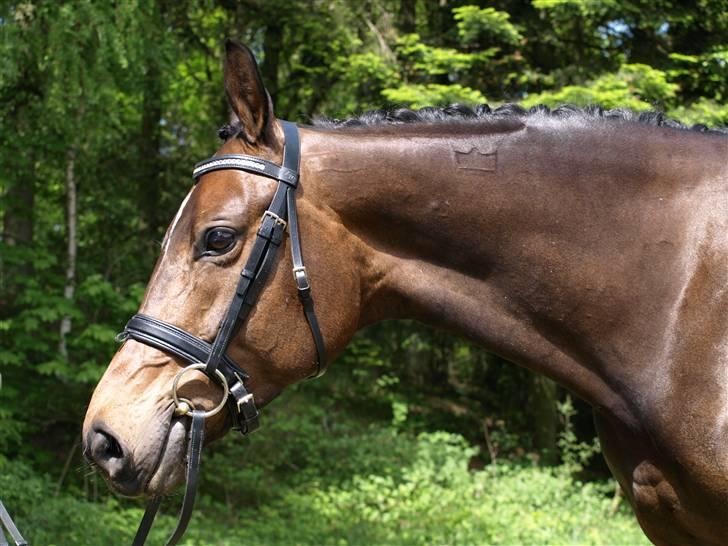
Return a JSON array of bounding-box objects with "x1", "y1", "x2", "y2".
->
[{"x1": 204, "y1": 228, "x2": 236, "y2": 253}]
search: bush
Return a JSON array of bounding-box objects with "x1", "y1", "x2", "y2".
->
[
  {"x1": 0, "y1": 460, "x2": 140, "y2": 546},
  {"x1": 1, "y1": 428, "x2": 648, "y2": 546},
  {"x1": 187, "y1": 431, "x2": 648, "y2": 546}
]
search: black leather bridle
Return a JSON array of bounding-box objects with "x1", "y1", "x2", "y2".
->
[{"x1": 121, "y1": 120, "x2": 326, "y2": 545}]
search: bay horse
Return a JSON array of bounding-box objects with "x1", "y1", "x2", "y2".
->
[{"x1": 84, "y1": 40, "x2": 728, "y2": 545}]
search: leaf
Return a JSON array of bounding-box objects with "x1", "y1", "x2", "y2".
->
[
  {"x1": 454, "y1": 6, "x2": 523, "y2": 46},
  {"x1": 382, "y1": 84, "x2": 486, "y2": 109}
]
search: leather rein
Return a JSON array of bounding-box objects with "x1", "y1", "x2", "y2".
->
[
  {"x1": 0, "y1": 500, "x2": 26, "y2": 546},
  {"x1": 118, "y1": 120, "x2": 326, "y2": 545}
]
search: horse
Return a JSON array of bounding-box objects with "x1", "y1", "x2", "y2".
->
[{"x1": 83, "y1": 40, "x2": 728, "y2": 545}]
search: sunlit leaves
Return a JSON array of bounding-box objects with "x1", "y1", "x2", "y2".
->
[
  {"x1": 396, "y1": 33, "x2": 478, "y2": 77},
  {"x1": 383, "y1": 83, "x2": 486, "y2": 108},
  {"x1": 669, "y1": 98, "x2": 728, "y2": 126},
  {"x1": 454, "y1": 6, "x2": 523, "y2": 47},
  {"x1": 669, "y1": 47, "x2": 728, "y2": 101},
  {"x1": 522, "y1": 63, "x2": 679, "y2": 110}
]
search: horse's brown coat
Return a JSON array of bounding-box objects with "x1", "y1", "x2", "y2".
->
[{"x1": 84, "y1": 41, "x2": 728, "y2": 545}]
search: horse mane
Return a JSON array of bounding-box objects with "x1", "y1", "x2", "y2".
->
[{"x1": 219, "y1": 103, "x2": 728, "y2": 140}]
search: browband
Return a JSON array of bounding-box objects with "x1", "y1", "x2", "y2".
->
[{"x1": 193, "y1": 154, "x2": 298, "y2": 187}]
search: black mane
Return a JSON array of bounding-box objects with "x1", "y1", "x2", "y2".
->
[{"x1": 219, "y1": 103, "x2": 727, "y2": 139}]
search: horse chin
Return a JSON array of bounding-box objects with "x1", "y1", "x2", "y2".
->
[{"x1": 144, "y1": 418, "x2": 189, "y2": 496}]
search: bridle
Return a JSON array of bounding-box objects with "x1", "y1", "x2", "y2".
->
[{"x1": 119, "y1": 120, "x2": 326, "y2": 545}]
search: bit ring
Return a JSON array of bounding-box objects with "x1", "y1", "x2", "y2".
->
[{"x1": 171, "y1": 363, "x2": 229, "y2": 419}]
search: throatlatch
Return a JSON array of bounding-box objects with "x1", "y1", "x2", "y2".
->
[{"x1": 120, "y1": 121, "x2": 327, "y2": 545}]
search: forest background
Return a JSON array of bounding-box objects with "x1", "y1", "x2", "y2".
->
[{"x1": 1, "y1": 1, "x2": 726, "y2": 544}]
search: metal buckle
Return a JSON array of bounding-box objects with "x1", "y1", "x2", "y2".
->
[
  {"x1": 262, "y1": 210, "x2": 287, "y2": 229},
  {"x1": 230, "y1": 373, "x2": 255, "y2": 413},
  {"x1": 292, "y1": 266, "x2": 310, "y2": 291},
  {"x1": 236, "y1": 393, "x2": 254, "y2": 412}
]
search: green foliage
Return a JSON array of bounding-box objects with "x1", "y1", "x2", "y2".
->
[
  {"x1": 532, "y1": 0, "x2": 614, "y2": 13},
  {"x1": 2, "y1": 421, "x2": 648, "y2": 546},
  {"x1": 669, "y1": 98, "x2": 728, "y2": 126},
  {"x1": 383, "y1": 83, "x2": 486, "y2": 108},
  {"x1": 557, "y1": 396, "x2": 601, "y2": 474},
  {"x1": 454, "y1": 6, "x2": 523, "y2": 47},
  {"x1": 668, "y1": 48, "x2": 728, "y2": 102},
  {"x1": 396, "y1": 33, "x2": 478, "y2": 77},
  {"x1": 523, "y1": 63, "x2": 679, "y2": 110},
  {"x1": 330, "y1": 51, "x2": 400, "y2": 112},
  {"x1": 0, "y1": 459, "x2": 172, "y2": 546}
]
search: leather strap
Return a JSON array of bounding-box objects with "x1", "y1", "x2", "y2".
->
[
  {"x1": 131, "y1": 496, "x2": 161, "y2": 546},
  {"x1": 0, "y1": 501, "x2": 27, "y2": 546},
  {"x1": 122, "y1": 314, "x2": 246, "y2": 382},
  {"x1": 202, "y1": 183, "x2": 288, "y2": 378},
  {"x1": 201, "y1": 122, "x2": 300, "y2": 375},
  {"x1": 132, "y1": 411, "x2": 206, "y2": 546},
  {"x1": 199, "y1": 119, "x2": 326, "y2": 380},
  {"x1": 286, "y1": 183, "x2": 327, "y2": 377},
  {"x1": 193, "y1": 154, "x2": 298, "y2": 187}
]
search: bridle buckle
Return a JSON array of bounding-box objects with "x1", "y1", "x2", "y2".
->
[
  {"x1": 263, "y1": 210, "x2": 287, "y2": 229},
  {"x1": 292, "y1": 266, "x2": 310, "y2": 291},
  {"x1": 236, "y1": 393, "x2": 254, "y2": 412}
]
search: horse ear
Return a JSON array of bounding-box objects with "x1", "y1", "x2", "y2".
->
[{"x1": 223, "y1": 40, "x2": 274, "y2": 144}]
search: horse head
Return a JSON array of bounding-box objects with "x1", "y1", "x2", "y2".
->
[{"x1": 83, "y1": 41, "x2": 361, "y2": 496}]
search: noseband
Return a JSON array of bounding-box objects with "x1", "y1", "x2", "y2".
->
[{"x1": 120, "y1": 121, "x2": 327, "y2": 545}]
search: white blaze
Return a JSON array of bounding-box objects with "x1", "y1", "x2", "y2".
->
[{"x1": 162, "y1": 187, "x2": 195, "y2": 255}]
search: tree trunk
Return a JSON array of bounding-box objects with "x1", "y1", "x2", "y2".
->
[
  {"x1": 58, "y1": 145, "x2": 77, "y2": 358},
  {"x1": 528, "y1": 373, "x2": 560, "y2": 464}
]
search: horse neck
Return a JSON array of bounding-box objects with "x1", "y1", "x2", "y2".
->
[{"x1": 300, "y1": 119, "x2": 727, "y2": 425}]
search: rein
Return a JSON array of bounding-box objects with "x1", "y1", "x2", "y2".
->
[
  {"x1": 119, "y1": 121, "x2": 326, "y2": 545},
  {"x1": 0, "y1": 500, "x2": 26, "y2": 546}
]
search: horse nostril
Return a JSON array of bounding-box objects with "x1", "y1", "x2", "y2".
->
[
  {"x1": 84, "y1": 424, "x2": 143, "y2": 496},
  {"x1": 87, "y1": 425, "x2": 128, "y2": 477},
  {"x1": 94, "y1": 429, "x2": 123, "y2": 459}
]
